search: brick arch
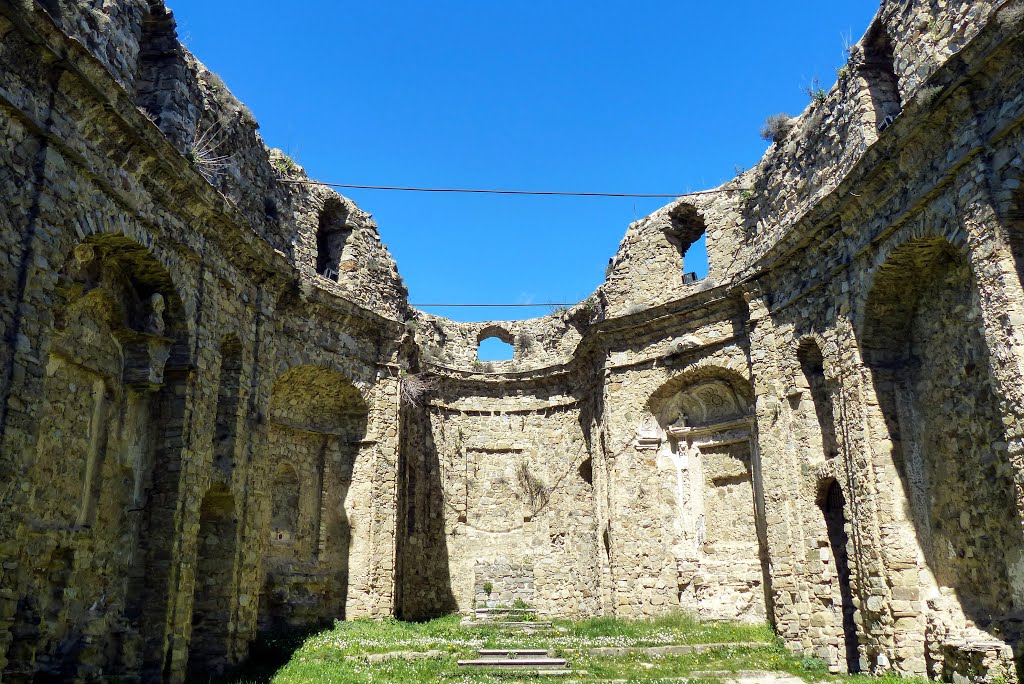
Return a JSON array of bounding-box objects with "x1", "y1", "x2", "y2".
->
[
  {"x1": 792, "y1": 332, "x2": 840, "y2": 382},
  {"x1": 5, "y1": 231, "x2": 197, "y2": 682},
  {"x1": 53, "y1": 212, "x2": 196, "y2": 345},
  {"x1": 260, "y1": 363, "x2": 369, "y2": 631},
  {"x1": 795, "y1": 337, "x2": 839, "y2": 462}
]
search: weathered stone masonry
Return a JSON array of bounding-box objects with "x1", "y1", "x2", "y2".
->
[{"x1": 1, "y1": 0, "x2": 1024, "y2": 681}]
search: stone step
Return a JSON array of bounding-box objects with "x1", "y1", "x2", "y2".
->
[
  {"x1": 460, "y1": 619, "x2": 554, "y2": 630},
  {"x1": 475, "y1": 607, "x2": 537, "y2": 614},
  {"x1": 477, "y1": 648, "x2": 548, "y2": 657},
  {"x1": 457, "y1": 657, "x2": 568, "y2": 669}
]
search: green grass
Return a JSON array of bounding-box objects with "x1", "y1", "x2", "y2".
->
[{"x1": 209, "y1": 612, "x2": 930, "y2": 684}]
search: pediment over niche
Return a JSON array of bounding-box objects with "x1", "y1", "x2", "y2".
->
[{"x1": 655, "y1": 379, "x2": 750, "y2": 430}]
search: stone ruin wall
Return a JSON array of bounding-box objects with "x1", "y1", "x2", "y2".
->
[{"x1": 1, "y1": 0, "x2": 1024, "y2": 681}]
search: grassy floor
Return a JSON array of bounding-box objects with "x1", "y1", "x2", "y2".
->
[{"x1": 212, "y1": 613, "x2": 929, "y2": 684}]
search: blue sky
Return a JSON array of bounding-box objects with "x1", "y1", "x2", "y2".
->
[{"x1": 170, "y1": 1, "x2": 879, "y2": 324}]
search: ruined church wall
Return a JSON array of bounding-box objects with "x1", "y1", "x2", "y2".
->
[
  {"x1": 0, "y1": 5, "x2": 404, "y2": 681},
  {"x1": 4, "y1": 0, "x2": 1024, "y2": 682},
  {"x1": 742, "y1": 12, "x2": 1024, "y2": 676}
]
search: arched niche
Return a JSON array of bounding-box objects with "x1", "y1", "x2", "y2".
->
[
  {"x1": 644, "y1": 368, "x2": 767, "y2": 623},
  {"x1": 858, "y1": 236, "x2": 1023, "y2": 658},
  {"x1": 213, "y1": 335, "x2": 243, "y2": 481},
  {"x1": 796, "y1": 338, "x2": 838, "y2": 461},
  {"x1": 260, "y1": 365, "x2": 368, "y2": 632},
  {"x1": 269, "y1": 464, "x2": 301, "y2": 544},
  {"x1": 817, "y1": 479, "x2": 860, "y2": 674},
  {"x1": 859, "y1": 19, "x2": 902, "y2": 133},
  {"x1": 8, "y1": 233, "x2": 193, "y2": 682}
]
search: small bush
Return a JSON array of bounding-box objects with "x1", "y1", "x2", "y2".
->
[
  {"x1": 916, "y1": 84, "x2": 943, "y2": 108},
  {"x1": 803, "y1": 76, "x2": 827, "y2": 104},
  {"x1": 760, "y1": 113, "x2": 794, "y2": 143},
  {"x1": 272, "y1": 153, "x2": 300, "y2": 176},
  {"x1": 482, "y1": 581, "x2": 493, "y2": 596},
  {"x1": 797, "y1": 655, "x2": 829, "y2": 674}
]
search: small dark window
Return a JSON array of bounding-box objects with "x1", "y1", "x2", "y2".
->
[
  {"x1": 861, "y1": 21, "x2": 902, "y2": 132},
  {"x1": 820, "y1": 480, "x2": 860, "y2": 673},
  {"x1": 315, "y1": 198, "x2": 351, "y2": 280},
  {"x1": 667, "y1": 204, "x2": 708, "y2": 282},
  {"x1": 798, "y1": 340, "x2": 839, "y2": 459}
]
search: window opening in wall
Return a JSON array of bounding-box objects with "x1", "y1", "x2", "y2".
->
[
  {"x1": 820, "y1": 480, "x2": 860, "y2": 673},
  {"x1": 861, "y1": 21, "x2": 902, "y2": 132},
  {"x1": 477, "y1": 328, "x2": 515, "y2": 361},
  {"x1": 270, "y1": 465, "x2": 300, "y2": 544},
  {"x1": 315, "y1": 199, "x2": 351, "y2": 280},
  {"x1": 667, "y1": 205, "x2": 708, "y2": 283}
]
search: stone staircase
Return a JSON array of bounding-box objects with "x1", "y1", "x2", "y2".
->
[{"x1": 457, "y1": 648, "x2": 570, "y2": 676}]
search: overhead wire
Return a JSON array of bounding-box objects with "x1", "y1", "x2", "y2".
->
[
  {"x1": 278, "y1": 178, "x2": 748, "y2": 198},
  {"x1": 281, "y1": 177, "x2": 742, "y2": 309}
]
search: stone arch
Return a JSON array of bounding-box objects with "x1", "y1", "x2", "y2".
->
[
  {"x1": 647, "y1": 365, "x2": 753, "y2": 431},
  {"x1": 858, "y1": 235, "x2": 1023, "y2": 660},
  {"x1": 644, "y1": 365, "x2": 767, "y2": 623},
  {"x1": 314, "y1": 196, "x2": 352, "y2": 280},
  {"x1": 212, "y1": 335, "x2": 243, "y2": 481},
  {"x1": 187, "y1": 485, "x2": 238, "y2": 679},
  {"x1": 260, "y1": 364, "x2": 369, "y2": 632}
]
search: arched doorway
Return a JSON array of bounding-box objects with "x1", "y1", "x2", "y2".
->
[{"x1": 646, "y1": 368, "x2": 769, "y2": 623}]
